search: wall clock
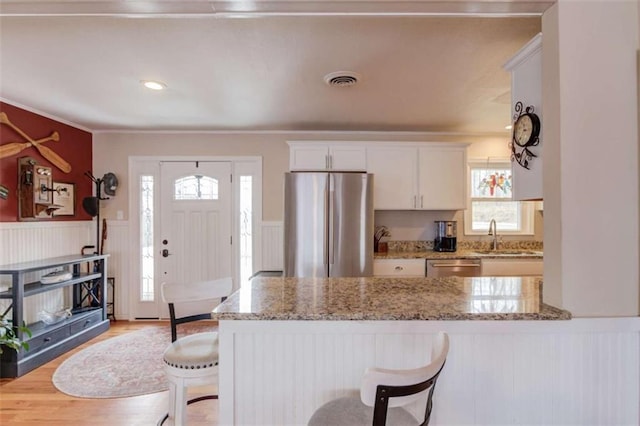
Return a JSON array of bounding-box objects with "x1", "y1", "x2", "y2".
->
[{"x1": 510, "y1": 101, "x2": 540, "y2": 170}]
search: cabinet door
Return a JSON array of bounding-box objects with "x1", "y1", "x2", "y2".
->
[
  {"x1": 328, "y1": 145, "x2": 366, "y2": 171},
  {"x1": 367, "y1": 147, "x2": 417, "y2": 209},
  {"x1": 289, "y1": 145, "x2": 329, "y2": 170},
  {"x1": 418, "y1": 147, "x2": 466, "y2": 210}
]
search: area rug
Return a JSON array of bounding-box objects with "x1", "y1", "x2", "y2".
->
[{"x1": 52, "y1": 323, "x2": 216, "y2": 399}]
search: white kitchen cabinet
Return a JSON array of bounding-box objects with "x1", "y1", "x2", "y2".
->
[
  {"x1": 366, "y1": 146, "x2": 417, "y2": 209},
  {"x1": 288, "y1": 142, "x2": 366, "y2": 171},
  {"x1": 373, "y1": 259, "x2": 425, "y2": 277},
  {"x1": 367, "y1": 143, "x2": 467, "y2": 210},
  {"x1": 418, "y1": 146, "x2": 466, "y2": 210},
  {"x1": 504, "y1": 33, "x2": 543, "y2": 201},
  {"x1": 480, "y1": 258, "x2": 543, "y2": 276}
]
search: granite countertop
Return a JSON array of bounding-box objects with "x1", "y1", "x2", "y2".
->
[
  {"x1": 374, "y1": 248, "x2": 543, "y2": 260},
  {"x1": 212, "y1": 276, "x2": 571, "y2": 321}
]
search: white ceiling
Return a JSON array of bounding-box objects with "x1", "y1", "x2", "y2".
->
[{"x1": 0, "y1": 1, "x2": 546, "y2": 133}]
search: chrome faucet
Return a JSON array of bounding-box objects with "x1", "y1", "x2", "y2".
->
[{"x1": 488, "y1": 219, "x2": 499, "y2": 250}]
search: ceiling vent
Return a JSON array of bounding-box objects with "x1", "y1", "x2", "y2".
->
[{"x1": 324, "y1": 71, "x2": 361, "y2": 87}]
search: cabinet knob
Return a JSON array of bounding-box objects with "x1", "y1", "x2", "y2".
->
[{"x1": 395, "y1": 266, "x2": 404, "y2": 271}]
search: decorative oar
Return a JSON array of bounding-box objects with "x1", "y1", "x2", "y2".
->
[
  {"x1": 0, "y1": 112, "x2": 71, "y2": 173},
  {"x1": 0, "y1": 132, "x2": 60, "y2": 159}
]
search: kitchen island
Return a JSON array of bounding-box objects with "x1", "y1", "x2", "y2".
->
[
  {"x1": 212, "y1": 276, "x2": 638, "y2": 426},
  {"x1": 213, "y1": 276, "x2": 568, "y2": 321}
]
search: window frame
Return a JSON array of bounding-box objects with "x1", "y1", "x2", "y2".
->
[
  {"x1": 464, "y1": 159, "x2": 534, "y2": 236},
  {"x1": 173, "y1": 174, "x2": 219, "y2": 200}
]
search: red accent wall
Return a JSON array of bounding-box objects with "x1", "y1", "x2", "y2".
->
[{"x1": 0, "y1": 102, "x2": 93, "y2": 222}]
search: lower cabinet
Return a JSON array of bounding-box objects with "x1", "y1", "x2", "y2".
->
[
  {"x1": 373, "y1": 259, "x2": 426, "y2": 277},
  {"x1": 480, "y1": 259, "x2": 543, "y2": 276}
]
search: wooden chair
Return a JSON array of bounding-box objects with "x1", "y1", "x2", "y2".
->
[
  {"x1": 308, "y1": 332, "x2": 449, "y2": 426},
  {"x1": 158, "y1": 277, "x2": 233, "y2": 426}
]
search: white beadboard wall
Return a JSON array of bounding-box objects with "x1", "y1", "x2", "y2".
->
[
  {"x1": 219, "y1": 319, "x2": 640, "y2": 426},
  {"x1": 0, "y1": 220, "x2": 130, "y2": 322},
  {"x1": 0, "y1": 221, "x2": 93, "y2": 323},
  {"x1": 261, "y1": 221, "x2": 283, "y2": 271}
]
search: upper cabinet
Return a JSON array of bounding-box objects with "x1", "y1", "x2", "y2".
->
[
  {"x1": 366, "y1": 143, "x2": 468, "y2": 210},
  {"x1": 367, "y1": 146, "x2": 417, "y2": 209},
  {"x1": 288, "y1": 142, "x2": 366, "y2": 171},
  {"x1": 504, "y1": 33, "x2": 543, "y2": 201},
  {"x1": 417, "y1": 146, "x2": 466, "y2": 210},
  {"x1": 287, "y1": 141, "x2": 468, "y2": 210}
]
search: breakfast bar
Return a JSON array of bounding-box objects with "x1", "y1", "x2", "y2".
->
[{"x1": 212, "y1": 277, "x2": 638, "y2": 426}]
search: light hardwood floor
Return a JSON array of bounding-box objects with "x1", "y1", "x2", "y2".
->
[{"x1": 0, "y1": 321, "x2": 219, "y2": 426}]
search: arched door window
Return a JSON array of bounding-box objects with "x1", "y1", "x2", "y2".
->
[{"x1": 174, "y1": 175, "x2": 219, "y2": 200}]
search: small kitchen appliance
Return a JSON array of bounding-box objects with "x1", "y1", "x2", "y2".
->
[{"x1": 434, "y1": 220, "x2": 457, "y2": 252}]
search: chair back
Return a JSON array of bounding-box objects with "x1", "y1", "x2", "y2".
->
[
  {"x1": 161, "y1": 277, "x2": 233, "y2": 342},
  {"x1": 361, "y1": 331, "x2": 449, "y2": 426}
]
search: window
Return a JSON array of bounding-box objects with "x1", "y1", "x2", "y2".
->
[
  {"x1": 464, "y1": 160, "x2": 533, "y2": 235},
  {"x1": 174, "y1": 175, "x2": 218, "y2": 200},
  {"x1": 140, "y1": 175, "x2": 154, "y2": 302},
  {"x1": 239, "y1": 175, "x2": 253, "y2": 286}
]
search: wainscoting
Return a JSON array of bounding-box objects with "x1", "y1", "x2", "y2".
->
[
  {"x1": 0, "y1": 221, "x2": 94, "y2": 323},
  {"x1": 219, "y1": 319, "x2": 640, "y2": 426}
]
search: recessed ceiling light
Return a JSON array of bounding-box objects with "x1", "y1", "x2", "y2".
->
[
  {"x1": 505, "y1": 125, "x2": 513, "y2": 130},
  {"x1": 141, "y1": 80, "x2": 167, "y2": 90}
]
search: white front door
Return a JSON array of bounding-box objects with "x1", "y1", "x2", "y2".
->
[{"x1": 154, "y1": 161, "x2": 232, "y2": 318}]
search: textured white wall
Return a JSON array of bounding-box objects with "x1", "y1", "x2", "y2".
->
[{"x1": 542, "y1": 0, "x2": 639, "y2": 316}]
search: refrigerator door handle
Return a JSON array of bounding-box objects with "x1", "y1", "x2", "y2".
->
[
  {"x1": 324, "y1": 185, "x2": 329, "y2": 265},
  {"x1": 329, "y1": 186, "x2": 335, "y2": 265}
]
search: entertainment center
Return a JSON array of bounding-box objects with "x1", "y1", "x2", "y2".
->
[{"x1": 0, "y1": 253, "x2": 110, "y2": 378}]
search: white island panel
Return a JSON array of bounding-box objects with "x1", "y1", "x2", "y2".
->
[{"x1": 219, "y1": 319, "x2": 639, "y2": 426}]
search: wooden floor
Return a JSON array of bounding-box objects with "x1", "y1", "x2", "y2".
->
[{"x1": 0, "y1": 321, "x2": 219, "y2": 426}]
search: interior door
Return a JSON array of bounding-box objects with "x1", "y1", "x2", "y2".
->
[{"x1": 158, "y1": 161, "x2": 232, "y2": 318}]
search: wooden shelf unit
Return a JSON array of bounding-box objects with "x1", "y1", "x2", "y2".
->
[{"x1": 0, "y1": 254, "x2": 110, "y2": 378}]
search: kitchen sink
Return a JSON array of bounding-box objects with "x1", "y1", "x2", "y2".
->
[{"x1": 470, "y1": 250, "x2": 542, "y2": 255}]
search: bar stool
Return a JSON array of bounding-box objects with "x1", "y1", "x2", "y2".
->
[
  {"x1": 308, "y1": 331, "x2": 449, "y2": 426},
  {"x1": 158, "y1": 277, "x2": 232, "y2": 426}
]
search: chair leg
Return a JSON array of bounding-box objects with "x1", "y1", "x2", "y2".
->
[
  {"x1": 174, "y1": 381, "x2": 188, "y2": 426},
  {"x1": 167, "y1": 381, "x2": 176, "y2": 420}
]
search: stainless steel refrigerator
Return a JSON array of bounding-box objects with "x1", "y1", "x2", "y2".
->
[{"x1": 284, "y1": 172, "x2": 374, "y2": 277}]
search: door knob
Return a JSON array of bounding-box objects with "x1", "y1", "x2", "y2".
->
[{"x1": 161, "y1": 249, "x2": 171, "y2": 257}]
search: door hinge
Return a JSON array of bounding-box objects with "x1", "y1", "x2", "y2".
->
[{"x1": 230, "y1": 235, "x2": 233, "y2": 245}]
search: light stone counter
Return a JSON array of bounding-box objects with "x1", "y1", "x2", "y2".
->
[
  {"x1": 212, "y1": 276, "x2": 571, "y2": 321},
  {"x1": 374, "y1": 248, "x2": 543, "y2": 260},
  {"x1": 374, "y1": 240, "x2": 543, "y2": 260}
]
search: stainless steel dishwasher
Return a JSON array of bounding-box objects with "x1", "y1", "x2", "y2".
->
[{"x1": 426, "y1": 259, "x2": 481, "y2": 277}]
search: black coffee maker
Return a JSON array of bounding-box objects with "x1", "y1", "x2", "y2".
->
[{"x1": 434, "y1": 221, "x2": 457, "y2": 252}]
